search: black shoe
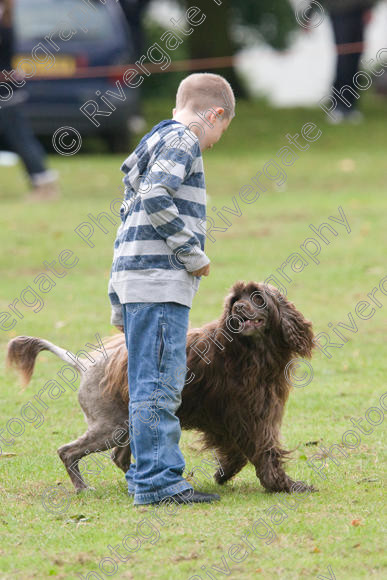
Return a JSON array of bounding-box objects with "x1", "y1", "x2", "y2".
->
[{"x1": 152, "y1": 488, "x2": 220, "y2": 505}]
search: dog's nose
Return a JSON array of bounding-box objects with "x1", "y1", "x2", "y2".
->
[{"x1": 234, "y1": 302, "x2": 253, "y2": 315}]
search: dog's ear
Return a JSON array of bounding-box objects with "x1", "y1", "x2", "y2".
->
[
  {"x1": 222, "y1": 281, "x2": 245, "y2": 313},
  {"x1": 280, "y1": 300, "x2": 314, "y2": 358}
]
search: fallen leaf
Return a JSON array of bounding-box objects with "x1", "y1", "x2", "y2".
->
[
  {"x1": 366, "y1": 266, "x2": 383, "y2": 275},
  {"x1": 351, "y1": 519, "x2": 363, "y2": 526},
  {"x1": 353, "y1": 543, "x2": 361, "y2": 548},
  {"x1": 66, "y1": 514, "x2": 89, "y2": 523},
  {"x1": 339, "y1": 158, "x2": 356, "y2": 172},
  {"x1": 305, "y1": 441, "x2": 319, "y2": 446},
  {"x1": 360, "y1": 225, "x2": 370, "y2": 236},
  {"x1": 312, "y1": 547, "x2": 321, "y2": 553},
  {"x1": 53, "y1": 559, "x2": 64, "y2": 566},
  {"x1": 0, "y1": 453, "x2": 17, "y2": 458}
]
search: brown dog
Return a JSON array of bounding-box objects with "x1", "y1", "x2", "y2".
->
[{"x1": 7, "y1": 281, "x2": 315, "y2": 494}]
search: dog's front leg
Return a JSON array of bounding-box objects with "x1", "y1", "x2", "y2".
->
[
  {"x1": 254, "y1": 448, "x2": 315, "y2": 493},
  {"x1": 232, "y1": 432, "x2": 314, "y2": 493},
  {"x1": 254, "y1": 448, "x2": 297, "y2": 492}
]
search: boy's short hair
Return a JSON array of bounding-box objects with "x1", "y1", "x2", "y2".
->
[{"x1": 175, "y1": 73, "x2": 235, "y2": 120}]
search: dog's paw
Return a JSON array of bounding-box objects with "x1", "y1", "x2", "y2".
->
[
  {"x1": 291, "y1": 480, "x2": 317, "y2": 493},
  {"x1": 262, "y1": 477, "x2": 316, "y2": 494},
  {"x1": 75, "y1": 486, "x2": 96, "y2": 494},
  {"x1": 214, "y1": 470, "x2": 228, "y2": 485}
]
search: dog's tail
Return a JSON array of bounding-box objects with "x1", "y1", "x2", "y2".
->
[{"x1": 6, "y1": 336, "x2": 83, "y2": 387}]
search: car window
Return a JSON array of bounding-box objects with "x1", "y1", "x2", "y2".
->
[{"x1": 14, "y1": 0, "x2": 116, "y2": 43}]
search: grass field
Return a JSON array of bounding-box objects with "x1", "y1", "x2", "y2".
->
[{"x1": 0, "y1": 96, "x2": 386, "y2": 580}]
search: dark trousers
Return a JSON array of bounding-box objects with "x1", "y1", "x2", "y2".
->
[
  {"x1": 0, "y1": 105, "x2": 46, "y2": 179},
  {"x1": 330, "y1": 9, "x2": 366, "y2": 110}
]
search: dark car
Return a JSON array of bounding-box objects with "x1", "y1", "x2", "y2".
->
[{"x1": 13, "y1": 0, "x2": 139, "y2": 152}]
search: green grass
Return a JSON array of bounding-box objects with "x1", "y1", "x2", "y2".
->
[{"x1": 0, "y1": 96, "x2": 386, "y2": 580}]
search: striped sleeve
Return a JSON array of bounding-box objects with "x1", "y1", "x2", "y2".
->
[
  {"x1": 141, "y1": 144, "x2": 210, "y2": 272},
  {"x1": 108, "y1": 278, "x2": 123, "y2": 325}
]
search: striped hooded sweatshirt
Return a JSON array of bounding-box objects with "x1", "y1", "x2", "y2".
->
[{"x1": 108, "y1": 119, "x2": 209, "y2": 326}]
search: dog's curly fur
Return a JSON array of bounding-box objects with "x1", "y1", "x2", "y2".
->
[{"x1": 7, "y1": 281, "x2": 315, "y2": 494}]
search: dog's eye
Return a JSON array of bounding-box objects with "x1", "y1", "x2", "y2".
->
[
  {"x1": 253, "y1": 295, "x2": 264, "y2": 306},
  {"x1": 250, "y1": 291, "x2": 266, "y2": 308}
]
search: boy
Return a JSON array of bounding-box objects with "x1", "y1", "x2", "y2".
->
[{"x1": 108, "y1": 73, "x2": 235, "y2": 506}]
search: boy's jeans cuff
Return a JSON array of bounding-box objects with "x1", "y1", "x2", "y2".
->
[{"x1": 133, "y1": 480, "x2": 193, "y2": 505}]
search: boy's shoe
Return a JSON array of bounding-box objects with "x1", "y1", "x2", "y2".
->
[{"x1": 150, "y1": 489, "x2": 220, "y2": 505}]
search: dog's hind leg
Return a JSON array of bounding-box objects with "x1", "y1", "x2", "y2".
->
[
  {"x1": 111, "y1": 444, "x2": 131, "y2": 473},
  {"x1": 212, "y1": 445, "x2": 248, "y2": 485},
  {"x1": 58, "y1": 426, "x2": 119, "y2": 493}
]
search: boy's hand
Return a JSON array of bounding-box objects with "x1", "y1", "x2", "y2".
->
[
  {"x1": 115, "y1": 325, "x2": 124, "y2": 333},
  {"x1": 191, "y1": 264, "x2": 210, "y2": 277}
]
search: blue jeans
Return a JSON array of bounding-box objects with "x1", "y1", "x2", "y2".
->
[{"x1": 122, "y1": 301, "x2": 193, "y2": 505}]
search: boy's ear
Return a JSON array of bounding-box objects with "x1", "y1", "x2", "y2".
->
[
  {"x1": 172, "y1": 107, "x2": 176, "y2": 116},
  {"x1": 215, "y1": 107, "x2": 225, "y2": 119},
  {"x1": 207, "y1": 108, "x2": 224, "y2": 125}
]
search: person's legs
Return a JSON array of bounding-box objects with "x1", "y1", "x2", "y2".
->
[
  {"x1": 0, "y1": 106, "x2": 47, "y2": 176},
  {"x1": 331, "y1": 9, "x2": 365, "y2": 112},
  {"x1": 123, "y1": 301, "x2": 193, "y2": 505},
  {"x1": 0, "y1": 105, "x2": 58, "y2": 197}
]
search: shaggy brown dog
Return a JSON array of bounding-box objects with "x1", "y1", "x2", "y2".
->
[{"x1": 7, "y1": 281, "x2": 315, "y2": 494}]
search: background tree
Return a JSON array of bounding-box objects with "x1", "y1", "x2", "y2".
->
[
  {"x1": 136, "y1": 0, "x2": 297, "y2": 100},
  {"x1": 182, "y1": 0, "x2": 296, "y2": 97}
]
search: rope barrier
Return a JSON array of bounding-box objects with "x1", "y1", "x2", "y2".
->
[
  {"x1": 24, "y1": 55, "x2": 236, "y2": 81},
  {"x1": 335, "y1": 41, "x2": 365, "y2": 55},
  {"x1": 19, "y1": 43, "x2": 370, "y2": 82}
]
